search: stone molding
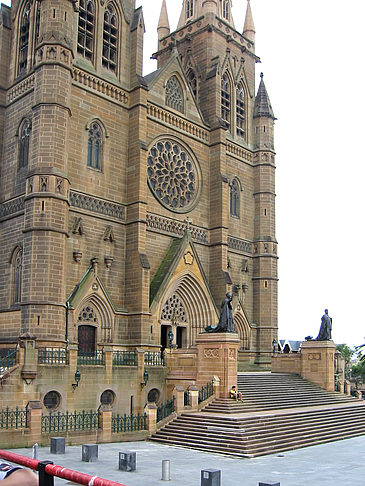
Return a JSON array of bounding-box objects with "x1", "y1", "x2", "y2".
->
[
  {"x1": 69, "y1": 191, "x2": 125, "y2": 220},
  {"x1": 146, "y1": 213, "x2": 208, "y2": 244},
  {"x1": 147, "y1": 103, "x2": 209, "y2": 143},
  {"x1": 227, "y1": 236, "x2": 252, "y2": 254},
  {"x1": 7, "y1": 75, "x2": 35, "y2": 105},
  {"x1": 226, "y1": 142, "x2": 253, "y2": 163},
  {"x1": 72, "y1": 68, "x2": 128, "y2": 105},
  {"x1": 0, "y1": 196, "x2": 25, "y2": 220}
]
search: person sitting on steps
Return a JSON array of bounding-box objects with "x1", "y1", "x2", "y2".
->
[
  {"x1": 0, "y1": 463, "x2": 38, "y2": 485},
  {"x1": 229, "y1": 385, "x2": 243, "y2": 401}
]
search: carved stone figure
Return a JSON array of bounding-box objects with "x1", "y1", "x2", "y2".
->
[
  {"x1": 316, "y1": 309, "x2": 332, "y2": 341},
  {"x1": 205, "y1": 292, "x2": 235, "y2": 333}
]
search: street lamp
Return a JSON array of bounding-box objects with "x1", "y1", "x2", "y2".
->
[
  {"x1": 141, "y1": 368, "x2": 149, "y2": 388},
  {"x1": 168, "y1": 329, "x2": 174, "y2": 351},
  {"x1": 72, "y1": 369, "x2": 81, "y2": 390}
]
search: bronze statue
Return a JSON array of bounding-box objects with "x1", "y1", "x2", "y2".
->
[
  {"x1": 205, "y1": 292, "x2": 235, "y2": 333},
  {"x1": 316, "y1": 309, "x2": 332, "y2": 341}
]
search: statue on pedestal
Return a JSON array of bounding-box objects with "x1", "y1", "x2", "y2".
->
[
  {"x1": 205, "y1": 292, "x2": 235, "y2": 333},
  {"x1": 316, "y1": 309, "x2": 332, "y2": 341}
]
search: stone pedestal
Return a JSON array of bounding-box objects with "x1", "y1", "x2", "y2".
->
[
  {"x1": 195, "y1": 332, "x2": 240, "y2": 398},
  {"x1": 300, "y1": 340, "x2": 336, "y2": 392}
]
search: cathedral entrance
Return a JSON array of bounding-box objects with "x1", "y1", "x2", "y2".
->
[{"x1": 78, "y1": 325, "x2": 96, "y2": 353}]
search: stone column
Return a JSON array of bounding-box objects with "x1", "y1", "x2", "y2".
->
[
  {"x1": 189, "y1": 386, "x2": 199, "y2": 411},
  {"x1": 195, "y1": 332, "x2": 240, "y2": 398},
  {"x1": 173, "y1": 386, "x2": 185, "y2": 415},
  {"x1": 300, "y1": 340, "x2": 336, "y2": 392},
  {"x1": 104, "y1": 346, "x2": 113, "y2": 385},
  {"x1": 344, "y1": 380, "x2": 351, "y2": 396},
  {"x1": 144, "y1": 403, "x2": 157, "y2": 434},
  {"x1": 98, "y1": 405, "x2": 112, "y2": 443},
  {"x1": 26, "y1": 400, "x2": 42, "y2": 446},
  {"x1": 20, "y1": 334, "x2": 38, "y2": 384}
]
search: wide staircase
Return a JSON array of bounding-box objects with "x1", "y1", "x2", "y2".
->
[{"x1": 150, "y1": 373, "x2": 365, "y2": 457}]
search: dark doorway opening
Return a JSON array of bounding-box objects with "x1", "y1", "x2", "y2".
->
[{"x1": 78, "y1": 325, "x2": 96, "y2": 353}]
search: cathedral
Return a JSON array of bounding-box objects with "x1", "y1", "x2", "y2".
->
[{"x1": 0, "y1": 0, "x2": 278, "y2": 413}]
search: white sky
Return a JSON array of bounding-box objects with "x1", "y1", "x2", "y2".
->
[{"x1": 3, "y1": 0, "x2": 364, "y2": 347}]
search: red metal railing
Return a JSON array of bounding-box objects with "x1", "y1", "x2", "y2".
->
[{"x1": 0, "y1": 449, "x2": 129, "y2": 486}]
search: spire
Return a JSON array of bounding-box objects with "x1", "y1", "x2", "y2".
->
[
  {"x1": 158, "y1": 0, "x2": 170, "y2": 41},
  {"x1": 253, "y1": 74, "x2": 276, "y2": 120},
  {"x1": 243, "y1": 0, "x2": 255, "y2": 42}
]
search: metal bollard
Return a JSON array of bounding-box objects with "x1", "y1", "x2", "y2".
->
[
  {"x1": 161, "y1": 460, "x2": 170, "y2": 481},
  {"x1": 32, "y1": 443, "x2": 38, "y2": 460}
]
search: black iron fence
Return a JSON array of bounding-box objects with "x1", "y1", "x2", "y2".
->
[
  {"x1": 111, "y1": 412, "x2": 147, "y2": 433},
  {"x1": 41, "y1": 410, "x2": 99, "y2": 433},
  {"x1": 157, "y1": 397, "x2": 175, "y2": 423},
  {"x1": 198, "y1": 380, "x2": 214, "y2": 404},
  {"x1": 144, "y1": 351, "x2": 165, "y2": 366},
  {"x1": 0, "y1": 406, "x2": 27, "y2": 429},
  {"x1": 0, "y1": 349, "x2": 17, "y2": 372},
  {"x1": 38, "y1": 348, "x2": 68, "y2": 365},
  {"x1": 112, "y1": 350, "x2": 137, "y2": 366},
  {"x1": 77, "y1": 350, "x2": 104, "y2": 366}
]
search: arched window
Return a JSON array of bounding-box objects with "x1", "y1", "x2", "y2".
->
[
  {"x1": 187, "y1": 69, "x2": 197, "y2": 97},
  {"x1": 18, "y1": 1, "x2": 31, "y2": 74},
  {"x1": 18, "y1": 119, "x2": 31, "y2": 169},
  {"x1": 12, "y1": 248, "x2": 23, "y2": 305},
  {"x1": 102, "y1": 4, "x2": 118, "y2": 72},
  {"x1": 230, "y1": 179, "x2": 239, "y2": 217},
  {"x1": 77, "y1": 0, "x2": 95, "y2": 61},
  {"x1": 222, "y1": 0, "x2": 229, "y2": 20},
  {"x1": 221, "y1": 73, "x2": 231, "y2": 129},
  {"x1": 34, "y1": 1, "x2": 41, "y2": 50},
  {"x1": 236, "y1": 82, "x2": 246, "y2": 139},
  {"x1": 186, "y1": 0, "x2": 193, "y2": 19},
  {"x1": 87, "y1": 121, "x2": 103, "y2": 169},
  {"x1": 165, "y1": 76, "x2": 184, "y2": 113}
]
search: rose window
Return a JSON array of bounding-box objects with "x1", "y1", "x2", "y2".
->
[{"x1": 147, "y1": 139, "x2": 199, "y2": 212}]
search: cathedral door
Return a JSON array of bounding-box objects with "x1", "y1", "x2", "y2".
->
[{"x1": 78, "y1": 325, "x2": 96, "y2": 353}]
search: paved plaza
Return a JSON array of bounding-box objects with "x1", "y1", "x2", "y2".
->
[{"x1": 8, "y1": 436, "x2": 365, "y2": 486}]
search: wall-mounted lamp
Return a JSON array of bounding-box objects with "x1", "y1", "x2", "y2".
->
[
  {"x1": 72, "y1": 369, "x2": 81, "y2": 390},
  {"x1": 168, "y1": 329, "x2": 174, "y2": 351},
  {"x1": 141, "y1": 368, "x2": 149, "y2": 388}
]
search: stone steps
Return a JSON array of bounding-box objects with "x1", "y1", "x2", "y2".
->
[{"x1": 150, "y1": 373, "x2": 365, "y2": 457}]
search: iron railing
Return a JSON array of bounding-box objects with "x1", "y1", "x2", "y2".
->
[
  {"x1": 112, "y1": 412, "x2": 147, "y2": 433},
  {"x1": 144, "y1": 351, "x2": 165, "y2": 366},
  {"x1": 113, "y1": 350, "x2": 137, "y2": 366},
  {"x1": 41, "y1": 410, "x2": 99, "y2": 434},
  {"x1": 0, "y1": 349, "x2": 17, "y2": 373},
  {"x1": 157, "y1": 397, "x2": 175, "y2": 423},
  {"x1": 184, "y1": 390, "x2": 191, "y2": 406},
  {"x1": 38, "y1": 348, "x2": 68, "y2": 365},
  {"x1": 77, "y1": 350, "x2": 104, "y2": 365},
  {"x1": 198, "y1": 380, "x2": 214, "y2": 404},
  {"x1": 0, "y1": 406, "x2": 27, "y2": 429}
]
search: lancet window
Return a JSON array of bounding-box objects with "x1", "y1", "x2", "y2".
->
[
  {"x1": 186, "y1": 0, "x2": 193, "y2": 19},
  {"x1": 166, "y1": 76, "x2": 184, "y2": 113},
  {"x1": 18, "y1": 119, "x2": 31, "y2": 169},
  {"x1": 222, "y1": 0, "x2": 229, "y2": 20},
  {"x1": 236, "y1": 82, "x2": 246, "y2": 139},
  {"x1": 102, "y1": 4, "x2": 118, "y2": 72},
  {"x1": 77, "y1": 0, "x2": 95, "y2": 61},
  {"x1": 87, "y1": 122, "x2": 103, "y2": 170},
  {"x1": 221, "y1": 73, "x2": 231, "y2": 129},
  {"x1": 12, "y1": 248, "x2": 23, "y2": 305},
  {"x1": 230, "y1": 179, "x2": 240, "y2": 218},
  {"x1": 187, "y1": 69, "x2": 197, "y2": 97},
  {"x1": 18, "y1": 1, "x2": 31, "y2": 74}
]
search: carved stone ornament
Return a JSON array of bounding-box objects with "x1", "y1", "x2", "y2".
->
[
  {"x1": 204, "y1": 348, "x2": 219, "y2": 359},
  {"x1": 104, "y1": 255, "x2": 114, "y2": 269},
  {"x1": 73, "y1": 250, "x2": 82, "y2": 263},
  {"x1": 308, "y1": 353, "x2": 321, "y2": 361},
  {"x1": 228, "y1": 348, "x2": 236, "y2": 360},
  {"x1": 184, "y1": 251, "x2": 194, "y2": 265}
]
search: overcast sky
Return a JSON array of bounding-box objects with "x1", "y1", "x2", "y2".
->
[{"x1": 3, "y1": 0, "x2": 364, "y2": 347}]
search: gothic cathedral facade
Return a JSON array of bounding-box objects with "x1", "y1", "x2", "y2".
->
[{"x1": 0, "y1": 0, "x2": 277, "y2": 412}]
